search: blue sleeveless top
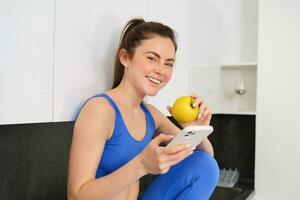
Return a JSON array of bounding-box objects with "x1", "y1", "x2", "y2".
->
[{"x1": 88, "y1": 94, "x2": 156, "y2": 178}]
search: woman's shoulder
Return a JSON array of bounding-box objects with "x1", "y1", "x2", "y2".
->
[
  {"x1": 143, "y1": 103, "x2": 159, "y2": 114},
  {"x1": 82, "y1": 96, "x2": 115, "y2": 119},
  {"x1": 143, "y1": 103, "x2": 166, "y2": 128},
  {"x1": 143, "y1": 103, "x2": 168, "y2": 116},
  {"x1": 75, "y1": 96, "x2": 115, "y2": 139}
]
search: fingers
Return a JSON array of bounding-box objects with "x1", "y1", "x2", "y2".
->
[
  {"x1": 143, "y1": 134, "x2": 195, "y2": 175},
  {"x1": 191, "y1": 93, "x2": 202, "y2": 108},
  {"x1": 163, "y1": 143, "x2": 190, "y2": 154},
  {"x1": 152, "y1": 134, "x2": 174, "y2": 146},
  {"x1": 160, "y1": 147, "x2": 194, "y2": 169},
  {"x1": 149, "y1": 137, "x2": 196, "y2": 174},
  {"x1": 160, "y1": 167, "x2": 171, "y2": 174},
  {"x1": 202, "y1": 107, "x2": 212, "y2": 120},
  {"x1": 190, "y1": 93, "x2": 212, "y2": 120},
  {"x1": 198, "y1": 103, "x2": 208, "y2": 120},
  {"x1": 166, "y1": 145, "x2": 194, "y2": 161},
  {"x1": 167, "y1": 106, "x2": 173, "y2": 115},
  {"x1": 162, "y1": 144, "x2": 194, "y2": 162}
]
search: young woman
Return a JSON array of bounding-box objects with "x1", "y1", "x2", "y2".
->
[{"x1": 67, "y1": 18, "x2": 219, "y2": 200}]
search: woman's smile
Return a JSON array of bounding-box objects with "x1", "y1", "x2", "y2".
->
[{"x1": 146, "y1": 75, "x2": 162, "y2": 87}]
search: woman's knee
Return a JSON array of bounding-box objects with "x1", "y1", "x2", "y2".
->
[
  {"x1": 187, "y1": 150, "x2": 219, "y2": 184},
  {"x1": 170, "y1": 150, "x2": 219, "y2": 184}
]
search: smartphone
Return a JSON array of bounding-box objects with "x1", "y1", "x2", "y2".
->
[{"x1": 166, "y1": 125, "x2": 213, "y2": 148}]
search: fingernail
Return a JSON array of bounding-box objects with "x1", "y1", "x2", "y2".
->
[{"x1": 185, "y1": 144, "x2": 191, "y2": 148}]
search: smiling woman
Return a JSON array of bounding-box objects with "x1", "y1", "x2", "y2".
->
[
  {"x1": 144, "y1": 49, "x2": 175, "y2": 88},
  {"x1": 67, "y1": 18, "x2": 219, "y2": 200},
  {"x1": 118, "y1": 36, "x2": 175, "y2": 96}
]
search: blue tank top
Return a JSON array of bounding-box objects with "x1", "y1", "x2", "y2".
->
[{"x1": 88, "y1": 93, "x2": 156, "y2": 178}]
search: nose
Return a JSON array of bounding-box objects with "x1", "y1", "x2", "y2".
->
[
  {"x1": 154, "y1": 63, "x2": 165, "y2": 75},
  {"x1": 154, "y1": 68, "x2": 162, "y2": 74}
]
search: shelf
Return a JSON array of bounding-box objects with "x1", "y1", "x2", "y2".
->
[
  {"x1": 186, "y1": 64, "x2": 220, "y2": 68},
  {"x1": 221, "y1": 63, "x2": 257, "y2": 70},
  {"x1": 214, "y1": 111, "x2": 256, "y2": 115},
  {"x1": 220, "y1": 65, "x2": 257, "y2": 114}
]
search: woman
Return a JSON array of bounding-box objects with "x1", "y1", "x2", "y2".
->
[{"x1": 67, "y1": 18, "x2": 219, "y2": 200}]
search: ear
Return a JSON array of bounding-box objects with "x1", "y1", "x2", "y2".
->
[{"x1": 119, "y1": 49, "x2": 130, "y2": 68}]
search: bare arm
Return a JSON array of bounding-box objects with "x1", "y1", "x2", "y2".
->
[
  {"x1": 67, "y1": 98, "x2": 193, "y2": 200},
  {"x1": 195, "y1": 139, "x2": 214, "y2": 156},
  {"x1": 67, "y1": 98, "x2": 145, "y2": 200},
  {"x1": 174, "y1": 94, "x2": 214, "y2": 156},
  {"x1": 147, "y1": 103, "x2": 214, "y2": 156}
]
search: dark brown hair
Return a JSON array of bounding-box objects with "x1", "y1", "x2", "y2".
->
[{"x1": 112, "y1": 18, "x2": 177, "y2": 89}]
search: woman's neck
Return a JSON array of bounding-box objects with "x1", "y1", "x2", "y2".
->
[{"x1": 108, "y1": 81, "x2": 145, "y2": 111}]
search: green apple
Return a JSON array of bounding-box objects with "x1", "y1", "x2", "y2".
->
[{"x1": 172, "y1": 96, "x2": 199, "y2": 123}]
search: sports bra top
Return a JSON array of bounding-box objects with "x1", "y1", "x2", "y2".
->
[{"x1": 86, "y1": 93, "x2": 156, "y2": 178}]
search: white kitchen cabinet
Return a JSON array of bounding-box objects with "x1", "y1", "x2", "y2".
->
[
  {"x1": 53, "y1": 0, "x2": 148, "y2": 121},
  {"x1": 205, "y1": 0, "x2": 258, "y2": 115},
  {"x1": 0, "y1": 0, "x2": 54, "y2": 125},
  {"x1": 207, "y1": 0, "x2": 258, "y2": 64},
  {"x1": 253, "y1": 0, "x2": 300, "y2": 199},
  {"x1": 146, "y1": 0, "x2": 221, "y2": 115},
  {"x1": 219, "y1": 63, "x2": 257, "y2": 114},
  {"x1": 0, "y1": 0, "x2": 259, "y2": 124}
]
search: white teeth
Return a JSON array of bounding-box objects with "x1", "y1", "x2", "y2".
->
[{"x1": 147, "y1": 77, "x2": 161, "y2": 84}]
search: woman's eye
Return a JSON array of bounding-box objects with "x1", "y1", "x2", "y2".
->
[
  {"x1": 147, "y1": 57, "x2": 156, "y2": 62},
  {"x1": 165, "y1": 63, "x2": 174, "y2": 68}
]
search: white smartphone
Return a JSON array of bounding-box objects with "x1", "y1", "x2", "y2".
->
[{"x1": 166, "y1": 125, "x2": 213, "y2": 148}]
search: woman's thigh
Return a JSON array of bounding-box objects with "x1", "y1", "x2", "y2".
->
[{"x1": 139, "y1": 150, "x2": 219, "y2": 200}]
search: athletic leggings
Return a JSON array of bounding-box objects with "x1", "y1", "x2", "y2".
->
[{"x1": 139, "y1": 150, "x2": 219, "y2": 200}]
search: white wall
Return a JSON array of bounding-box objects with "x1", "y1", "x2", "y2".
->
[
  {"x1": 0, "y1": 0, "x2": 258, "y2": 124},
  {"x1": 207, "y1": 0, "x2": 258, "y2": 64},
  {"x1": 147, "y1": 0, "x2": 221, "y2": 115},
  {"x1": 221, "y1": 66, "x2": 257, "y2": 112},
  {"x1": 0, "y1": 0, "x2": 54, "y2": 124},
  {"x1": 55, "y1": 0, "x2": 221, "y2": 120},
  {"x1": 53, "y1": 0, "x2": 148, "y2": 121},
  {"x1": 250, "y1": 0, "x2": 300, "y2": 199},
  {"x1": 0, "y1": 0, "x2": 223, "y2": 123}
]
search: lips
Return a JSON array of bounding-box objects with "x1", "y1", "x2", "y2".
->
[{"x1": 146, "y1": 76, "x2": 161, "y2": 85}]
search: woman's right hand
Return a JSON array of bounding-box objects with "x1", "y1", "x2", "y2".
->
[{"x1": 137, "y1": 134, "x2": 194, "y2": 175}]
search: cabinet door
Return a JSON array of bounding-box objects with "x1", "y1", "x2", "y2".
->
[
  {"x1": 146, "y1": 0, "x2": 221, "y2": 114},
  {"x1": 53, "y1": 0, "x2": 148, "y2": 121},
  {"x1": 147, "y1": 0, "x2": 221, "y2": 67},
  {"x1": 0, "y1": 0, "x2": 54, "y2": 125},
  {"x1": 208, "y1": 0, "x2": 258, "y2": 64}
]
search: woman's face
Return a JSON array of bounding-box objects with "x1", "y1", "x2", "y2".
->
[{"x1": 121, "y1": 35, "x2": 176, "y2": 96}]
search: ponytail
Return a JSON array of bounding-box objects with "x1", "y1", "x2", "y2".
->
[{"x1": 112, "y1": 18, "x2": 145, "y2": 89}]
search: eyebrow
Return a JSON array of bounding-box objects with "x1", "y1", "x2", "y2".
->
[{"x1": 145, "y1": 51, "x2": 175, "y2": 62}]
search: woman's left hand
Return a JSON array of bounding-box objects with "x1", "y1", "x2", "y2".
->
[{"x1": 167, "y1": 94, "x2": 212, "y2": 127}]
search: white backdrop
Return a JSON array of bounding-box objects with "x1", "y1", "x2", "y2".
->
[
  {"x1": 250, "y1": 0, "x2": 300, "y2": 199},
  {"x1": 0, "y1": 1, "x2": 54, "y2": 124},
  {"x1": 53, "y1": 0, "x2": 148, "y2": 121},
  {"x1": 0, "y1": 0, "x2": 257, "y2": 124}
]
